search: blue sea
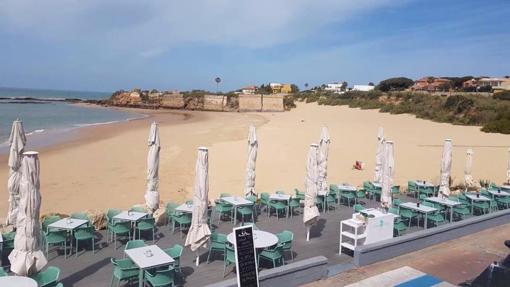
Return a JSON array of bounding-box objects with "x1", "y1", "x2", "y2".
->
[{"x1": 0, "y1": 87, "x2": 141, "y2": 150}]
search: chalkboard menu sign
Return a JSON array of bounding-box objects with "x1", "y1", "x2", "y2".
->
[{"x1": 233, "y1": 226, "x2": 259, "y2": 287}]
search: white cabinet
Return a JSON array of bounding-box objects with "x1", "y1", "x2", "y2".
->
[{"x1": 339, "y1": 219, "x2": 366, "y2": 254}]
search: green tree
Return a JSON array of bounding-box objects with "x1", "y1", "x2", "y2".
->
[{"x1": 376, "y1": 77, "x2": 414, "y2": 92}]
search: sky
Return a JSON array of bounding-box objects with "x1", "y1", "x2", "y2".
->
[{"x1": 0, "y1": 0, "x2": 509, "y2": 93}]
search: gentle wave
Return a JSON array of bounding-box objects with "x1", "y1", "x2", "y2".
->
[{"x1": 26, "y1": 129, "x2": 45, "y2": 136}]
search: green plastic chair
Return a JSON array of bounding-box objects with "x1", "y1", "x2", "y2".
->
[
  {"x1": 106, "y1": 208, "x2": 122, "y2": 242},
  {"x1": 392, "y1": 198, "x2": 402, "y2": 207},
  {"x1": 236, "y1": 204, "x2": 255, "y2": 224},
  {"x1": 277, "y1": 230, "x2": 294, "y2": 261},
  {"x1": 214, "y1": 201, "x2": 233, "y2": 224},
  {"x1": 260, "y1": 192, "x2": 271, "y2": 214},
  {"x1": 268, "y1": 200, "x2": 287, "y2": 220},
  {"x1": 288, "y1": 197, "x2": 301, "y2": 217},
  {"x1": 136, "y1": 217, "x2": 156, "y2": 243},
  {"x1": 392, "y1": 185, "x2": 401, "y2": 194},
  {"x1": 171, "y1": 212, "x2": 192, "y2": 236},
  {"x1": 315, "y1": 196, "x2": 325, "y2": 211},
  {"x1": 165, "y1": 244, "x2": 183, "y2": 273},
  {"x1": 418, "y1": 193, "x2": 428, "y2": 202},
  {"x1": 353, "y1": 204, "x2": 365, "y2": 213},
  {"x1": 453, "y1": 202, "x2": 471, "y2": 220},
  {"x1": 1, "y1": 231, "x2": 15, "y2": 257},
  {"x1": 110, "y1": 221, "x2": 131, "y2": 249},
  {"x1": 355, "y1": 188, "x2": 366, "y2": 203},
  {"x1": 258, "y1": 244, "x2": 284, "y2": 268},
  {"x1": 496, "y1": 196, "x2": 510, "y2": 209},
  {"x1": 399, "y1": 207, "x2": 418, "y2": 227},
  {"x1": 422, "y1": 202, "x2": 445, "y2": 227},
  {"x1": 165, "y1": 202, "x2": 179, "y2": 226},
  {"x1": 207, "y1": 232, "x2": 227, "y2": 263},
  {"x1": 241, "y1": 223, "x2": 259, "y2": 230},
  {"x1": 30, "y1": 266, "x2": 60, "y2": 287},
  {"x1": 42, "y1": 215, "x2": 61, "y2": 232},
  {"x1": 223, "y1": 243, "x2": 236, "y2": 277},
  {"x1": 70, "y1": 212, "x2": 91, "y2": 227},
  {"x1": 294, "y1": 188, "x2": 305, "y2": 200},
  {"x1": 0, "y1": 267, "x2": 7, "y2": 277},
  {"x1": 246, "y1": 194, "x2": 258, "y2": 203},
  {"x1": 144, "y1": 266, "x2": 176, "y2": 287},
  {"x1": 110, "y1": 258, "x2": 139, "y2": 287},
  {"x1": 44, "y1": 230, "x2": 67, "y2": 259},
  {"x1": 325, "y1": 193, "x2": 337, "y2": 211},
  {"x1": 407, "y1": 181, "x2": 418, "y2": 197},
  {"x1": 74, "y1": 226, "x2": 95, "y2": 256},
  {"x1": 340, "y1": 191, "x2": 355, "y2": 207},
  {"x1": 394, "y1": 218, "x2": 408, "y2": 236}
]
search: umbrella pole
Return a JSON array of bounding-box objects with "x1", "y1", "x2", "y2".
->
[
  {"x1": 306, "y1": 226, "x2": 310, "y2": 241},
  {"x1": 195, "y1": 252, "x2": 200, "y2": 266}
]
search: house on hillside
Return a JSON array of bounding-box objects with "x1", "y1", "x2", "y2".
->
[
  {"x1": 324, "y1": 82, "x2": 347, "y2": 94},
  {"x1": 269, "y1": 83, "x2": 292, "y2": 94},
  {"x1": 462, "y1": 79, "x2": 478, "y2": 88},
  {"x1": 353, "y1": 85, "x2": 375, "y2": 92},
  {"x1": 478, "y1": 78, "x2": 510, "y2": 89},
  {"x1": 412, "y1": 77, "x2": 451, "y2": 92},
  {"x1": 241, "y1": 86, "x2": 257, "y2": 94}
]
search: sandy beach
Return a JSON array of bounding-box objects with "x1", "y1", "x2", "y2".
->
[{"x1": 1, "y1": 102, "x2": 509, "y2": 215}]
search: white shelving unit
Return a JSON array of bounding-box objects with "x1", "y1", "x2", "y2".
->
[{"x1": 339, "y1": 218, "x2": 365, "y2": 254}]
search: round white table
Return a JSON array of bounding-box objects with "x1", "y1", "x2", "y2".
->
[
  {"x1": 227, "y1": 230, "x2": 278, "y2": 249},
  {"x1": 0, "y1": 276, "x2": 38, "y2": 287}
]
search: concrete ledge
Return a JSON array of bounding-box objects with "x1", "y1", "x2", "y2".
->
[
  {"x1": 205, "y1": 256, "x2": 328, "y2": 287},
  {"x1": 354, "y1": 209, "x2": 510, "y2": 266}
]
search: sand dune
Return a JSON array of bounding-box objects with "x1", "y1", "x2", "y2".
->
[{"x1": 1, "y1": 102, "x2": 509, "y2": 215}]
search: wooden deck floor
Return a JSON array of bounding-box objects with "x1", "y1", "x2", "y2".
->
[{"x1": 2, "y1": 195, "x2": 422, "y2": 287}]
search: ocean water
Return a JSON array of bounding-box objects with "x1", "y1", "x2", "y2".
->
[{"x1": 0, "y1": 87, "x2": 141, "y2": 148}]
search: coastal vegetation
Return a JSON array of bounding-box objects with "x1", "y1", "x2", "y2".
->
[{"x1": 293, "y1": 90, "x2": 510, "y2": 134}]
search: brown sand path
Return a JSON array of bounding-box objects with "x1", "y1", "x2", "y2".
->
[{"x1": 0, "y1": 102, "x2": 509, "y2": 216}]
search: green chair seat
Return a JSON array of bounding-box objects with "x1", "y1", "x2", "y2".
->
[
  {"x1": 110, "y1": 221, "x2": 131, "y2": 249},
  {"x1": 30, "y1": 266, "x2": 60, "y2": 287},
  {"x1": 258, "y1": 244, "x2": 284, "y2": 268},
  {"x1": 223, "y1": 243, "x2": 236, "y2": 277},
  {"x1": 145, "y1": 266, "x2": 176, "y2": 287},
  {"x1": 171, "y1": 213, "x2": 192, "y2": 235},
  {"x1": 136, "y1": 217, "x2": 156, "y2": 243},
  {"x1": 45, "y1": 230, "x2": 67, "y2": 258},
  {"x1": 268, "y1": 201, "x2": 287, "y2": 220},
  {"x1": 164, "y1": 244, "x2": 183, "y2": 273},
  {"x1": 399, "y1": 208, "x2": 418, "y2": 227},
  {"x1": 353, "y1": 204, "x2": 365, "y2": 213},
  {"x1": 110, "y1": 258, "x2": 139, "y2": 287}
]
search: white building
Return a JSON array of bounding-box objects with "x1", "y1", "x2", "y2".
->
[
  {"x1": 478, "y1": 78, "x2": 510, "y2": 89},
  {"x1": 325, "y1": 82, "x2": 346, "y2": 94},
  {"x1": 353, "y1": 85, "x2": 375, "y2": 92},
  {"x1": 241, "y1": 86, "x2": 257, "y2": 94}
]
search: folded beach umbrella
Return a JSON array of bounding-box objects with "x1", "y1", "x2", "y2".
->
[
  {"x1": 6, "y1": 119, "x2": 27, "y2": 227},
  {"x1": 381, "y1": 141, "x2": 394, "y2": 208},
  {"x1": 464, "y1": 149, "x2": 475, "y2": 188},
  {"x1": 144, "y1": 122, "x2": 160, "y2": 214},
  {"x1": 303, "y1": 144, "x2": 320, "y2": 241},
  {"x1": 317, "y1": 127, "x2": 330, "y2": 196},
  {"x1": 244, "y1": 125, "x2": 258, "y2": 197},
  {"x1": 374, "y1": 127, "x2": 384, "y2": 183},
  {"x1": 9, "y1": 151, "x2": 47, "y2": 276},
  {"x1": 439, "y1": 139, "x2": 453, "y2": 198},
  {"x1": 185, "y1": 147, "x2": 211, "y2": 266}
]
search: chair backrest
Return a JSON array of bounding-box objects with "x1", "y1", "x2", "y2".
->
[
  {"x1": 353, "y1": 204, "x2": 365, "y2": 212},
  {"x1": 106, "y1": 209, "x2": 121, "y2": 222},
  {"x1": 260, "y1": 192, "x2": 270, "y2": 200},
  {"x1": 140, "y1": 217, "x2": 155, "y2": 226},
  {"x1": 225, "y1": 243, "x2": 236, "y2": 262},
  {"x1": 166, "y1": 202, "x2": 179, "y2": 213},
  {"x1": 294, "y1": 188, "x2": 304, "y2": 196},
  {"x1": 71, "y1": 212, "x2": 90, "y2": 222},
  {"x1": 211, "y1": 232, "x2": 227, "y2": 243},
  {"x1": 408, "y1": 181, "x2": 417, "y2": 192},
  {"x1": 42, "y1": 215, "x2": 61, "y2": 232},
  {"x1": 38, "y1": 266, "x2": 60, "y2": 286},
  {"x1": 246, "y1": 195, "x2": 257, "y2": 203},
  {"x1": 75, "y1": 226, "x2": 94, "y2": 237},
  {"x1": 393, "y1": 199, "x2": 402, "y2": 206},
  {"x1": 220, "y1": 193, "x2": 231, "y2": 198},
  {"x1": 329, "y1": 184, "x2": 339, "y2": 193},
  {"x1": 125, "y1": 240, "x2": 146, "y2": 250},
  {"x1": 392, "y1": 185, "x2": 400, "y2": 193},
  {"x1": 388, "y1": 207, "x2": 399, "y2": 215},
  {"x1": 2, "y1": 231, "x2": 16, "y2": 248},
  {"x1": 422, "y1": 201, "x2": 434, "y2": 208},
  {"x1": 168, "y1": 244, "x2": 184, "y2": 258},
  {"x1": 363, "y1": 181, "x2": 373, "y2": 190}
]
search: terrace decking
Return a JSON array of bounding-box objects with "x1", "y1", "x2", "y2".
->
[{"x1": 0, "y1": 194, "x2": 446, "y2": 287}]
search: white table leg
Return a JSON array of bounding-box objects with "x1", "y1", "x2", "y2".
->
[
  {"x1": 450, "y1": 207, "x2": 453, "y2": 222},
  {"x1": 139, "y1": 268, "x2": 143, "y2": 287},
  {"x1": 424, "y1": 213, "x2": 428, "y2": 229}
]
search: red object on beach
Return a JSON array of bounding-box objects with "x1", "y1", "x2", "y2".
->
[{"x1": 353, "y1": 161, "x2": 363, "y2": 170}]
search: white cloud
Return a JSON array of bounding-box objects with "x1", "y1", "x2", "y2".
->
[{"x1": 0, "y1": 0, "x2": 401, "y2": 54}]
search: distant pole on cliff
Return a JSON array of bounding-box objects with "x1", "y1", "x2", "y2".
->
[{"x1": 215, "y1": 77, "x2": 221, "y2": 94}]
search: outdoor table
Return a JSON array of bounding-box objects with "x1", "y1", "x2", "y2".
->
[
  {"x1": 399, "y1": 202, "x2": 437, "y2": 229},
  {"x1": 371, "y1": 181, "x2": 381, "y2": 188},
  {"x1": 48, "y1": 218, "x2": 88, "y2": 258},
  {"x1": 414, "y1": 180, "x2": 434, "y2": 188},
  {"x1": 0, "y1": 276, "x2": 38, "y2": 287},
  {"x1": 221, "y1": 196, "x2": 253, "y2": 225},
  {"x1": 424, "y1": 197, "x2": 461, "y2": 222},
  {"x1": 359, "y1": 208, "x2": 399, "y2": 219},
  {"x1": 487, "y1": 189, "x2": 510, "y2": 197},
  {"x1": 465, "y1": 194, "x2": 491, "y2": 214},
  {"x1": 125, "y1": 245, "x2": 175, "y2": 287},
  {"x1": 500, "y1": 185, "x2": 510, "y2": 192},
  {"x1": 113, "y1": 211, "x2": 148, "y2": 240},
  {"x1": 227, "y1": 230, "x2": 278, "y2": 249},
  {"x1": 270, "y1": 194, "x2": 291, "y2": 218},
  {"x1": 175, "y1": 203, "x2": 193, "y2": 213}
]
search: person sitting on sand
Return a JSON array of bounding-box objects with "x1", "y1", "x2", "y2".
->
[{"x1": 353, "y1": 161, "x2": 363, "y2": 170}]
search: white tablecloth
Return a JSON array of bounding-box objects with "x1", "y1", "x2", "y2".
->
[{"x1": 227, "y1": 230, "x2": 278, "y2": 249}]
